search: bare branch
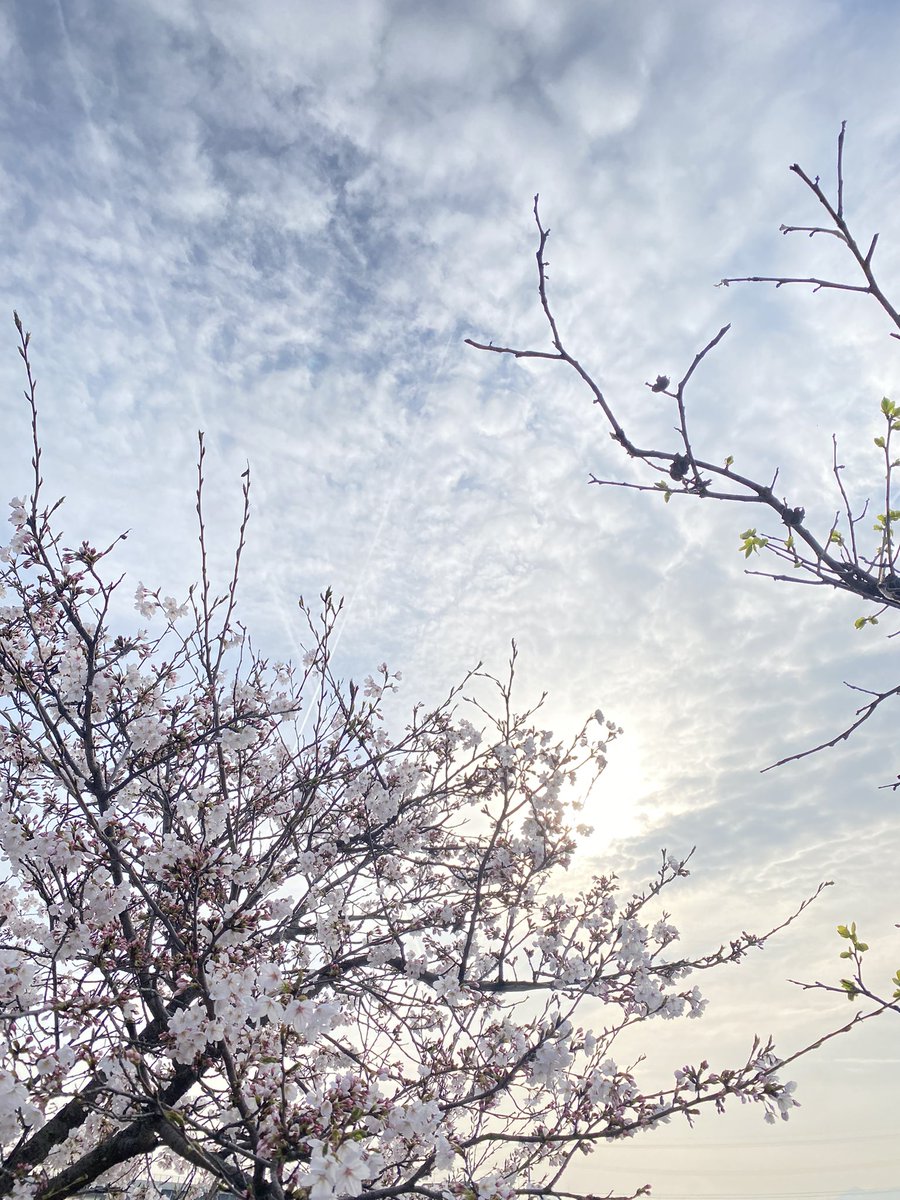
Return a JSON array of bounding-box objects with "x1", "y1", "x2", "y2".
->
[
  {"x1": 463, "y1": 339, "x2": 564, "y2": 362},
  {"x1": 718, "y1": 274, "x2": 870, "y2": 294},
  {"x1": 467, "y1": 123, "x2": 900, "y2": 782},
  {"x1": 762, "y1": 681, "x2": 900, "y2": 772}
]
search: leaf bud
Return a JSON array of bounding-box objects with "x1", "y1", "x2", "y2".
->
[{"x1": 669, "y1": 453, "x2": 689, "y2": 481}]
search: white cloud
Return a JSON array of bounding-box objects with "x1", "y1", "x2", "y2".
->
[{"x1": 2, "y1": 2, "x2": 900, "y2": 1195}]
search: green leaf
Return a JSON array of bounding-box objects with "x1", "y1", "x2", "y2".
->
[
  {"x1": 738, "y1": 528, "x2": 768, "y2": 557},
  {"x1": 840, "y1": 979, "x2": 859, "y2": 1000},
  {"x1": 837, "y1": 925, "x2": 851, "y2": 938},
  {"x1": 829, "y1": 530, "x2": 844, "y2": 545},
  {"x1": 724, "y1": 455, "x2": 734, "y2": 469},
  {"x1": 874, "y1": 436, "x2": 886, "y2": 448}
]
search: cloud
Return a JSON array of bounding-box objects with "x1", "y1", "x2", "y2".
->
[{"x1": 2, "y1": 3, "x2": 900, "y2": 1196}]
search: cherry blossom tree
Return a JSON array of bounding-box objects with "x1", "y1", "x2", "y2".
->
[{"x1": 0, "y1": 316, "x2": 875, "y2": 1200}]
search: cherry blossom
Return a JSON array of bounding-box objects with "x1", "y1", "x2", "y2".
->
[{"x1": 0, "y1": 318, "x2": 874, "y2": 1200}]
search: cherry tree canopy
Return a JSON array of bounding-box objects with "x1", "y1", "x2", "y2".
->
[{"x1": 0, "y1": 324, "x2": 828, "y2": 1200}]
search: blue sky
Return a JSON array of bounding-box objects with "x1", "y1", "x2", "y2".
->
[{"x1": 2, "y1": 2, "x2": 900, "y2": 1197}]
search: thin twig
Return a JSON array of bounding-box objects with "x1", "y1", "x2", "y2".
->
[{"x1": 762, "y1": 681, "x2": 900, "y2": 772}]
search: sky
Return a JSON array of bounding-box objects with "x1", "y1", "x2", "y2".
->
[{"x1": 1, "y1": 1, "x2": 899, "y2": 1198}]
